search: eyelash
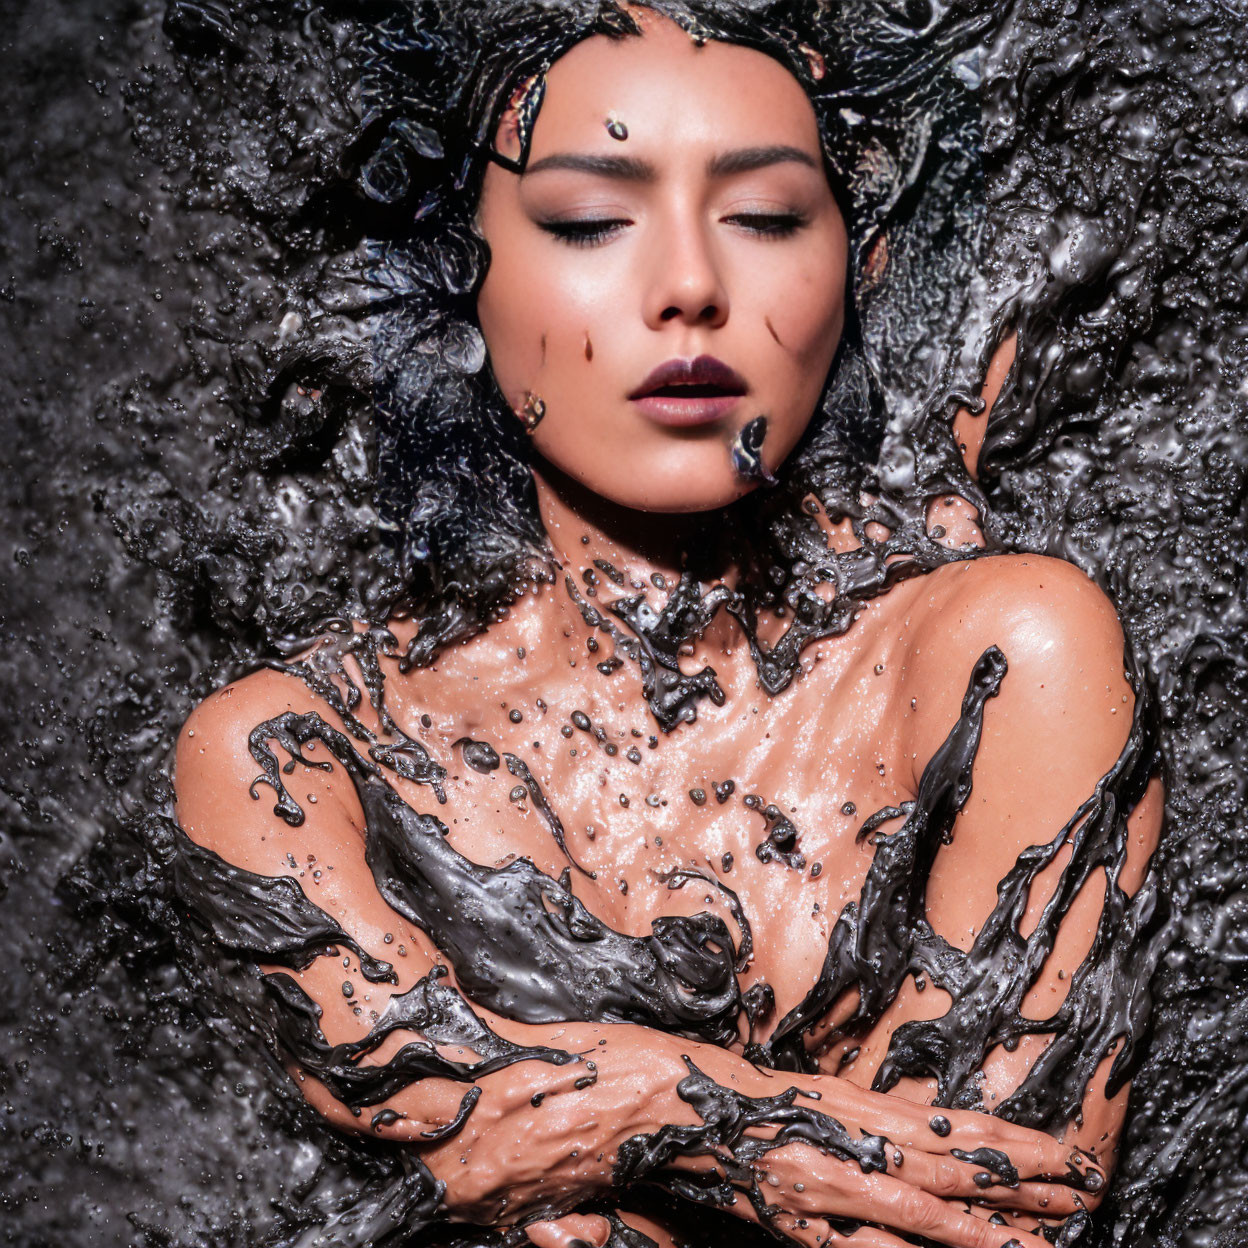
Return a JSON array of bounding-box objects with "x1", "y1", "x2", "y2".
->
[
  {"x1": 733, "y1": 212, "x2": 806, "y2": 238},
  {"x1": 538, "y1": 219, "x2": 625, "y2": 247},
  {"x1": 539, "y1": 212, "x2": 806, "y2": 248}
]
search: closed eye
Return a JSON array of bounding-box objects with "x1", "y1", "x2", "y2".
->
[
  {"x1": 538, "y1": 218, "x2": 630, "y2": 247},
  {"x1": 538, "y1": 211, "x2": 807, "y2": 248},
  {"x1": 725, "y1": 211, "x2": 807, "y2": 238}
]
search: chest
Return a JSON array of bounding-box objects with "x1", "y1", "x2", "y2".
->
[{"x1": 379, "y1": 606, "x2": 919, "y2": 1034}]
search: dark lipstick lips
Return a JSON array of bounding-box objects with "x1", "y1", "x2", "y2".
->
[{"x1": 628, "y1": 355, "x2": 748, "y2": 399}]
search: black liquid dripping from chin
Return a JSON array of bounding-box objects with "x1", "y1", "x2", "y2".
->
[{"x1": 730, "y1": 416, "x2": 779, "y2": 487}]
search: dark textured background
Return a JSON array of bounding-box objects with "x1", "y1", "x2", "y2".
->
[{"x1": 0, "y1": 2, "x2": 380, "y2": 1241}]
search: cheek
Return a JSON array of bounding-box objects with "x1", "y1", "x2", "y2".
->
[
  {"x1": 752, "y1": 259, "x2": 845, "y2": 427},
  {"x1": 478, "y1": 264, "x2": 541, "y2": 399},
  {"x1": 744, "y1": 242, "x2": 847, "y2": 457},
  {"x1": 765, "y1": 242, "x2": 846, "y2": 363},
  {"x1": 478, "y1": 252, "x2": 619, "y2": 403}
]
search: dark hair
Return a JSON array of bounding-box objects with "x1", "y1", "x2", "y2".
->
[{"x1": 361, "y1": 0, "x2": 995, "y2": 712}]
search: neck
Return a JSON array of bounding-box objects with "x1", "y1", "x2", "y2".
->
[{"x1": 532, "y1": 458, "x2": 736, "y2": 589}]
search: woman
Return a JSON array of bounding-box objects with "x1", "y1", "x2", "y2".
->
[{"x1": 172, "y1": 5, "x2": 1163, "y2": 1246}]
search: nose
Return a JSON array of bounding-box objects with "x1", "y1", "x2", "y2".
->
[{"x1": 642, "y1": 208, "x2": 730, "y2": 331}]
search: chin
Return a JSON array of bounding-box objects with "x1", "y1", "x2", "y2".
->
[
  {"x1": 600, "y1": 434, "x2": 795, "y2": 514},
  {"x1": 598, "y1": 469, "x2": 756, "y2": 515}
]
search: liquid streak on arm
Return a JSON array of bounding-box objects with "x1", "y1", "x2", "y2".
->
[{"x1": 173, "y1": 664, "x2": 1101, "y2": 1245}]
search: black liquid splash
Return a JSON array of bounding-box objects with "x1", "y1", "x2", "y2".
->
[
  {"x1": 159, "y1": 644, "x2": 1131, "y2": 1239},
  {"x1": 730, "y1": 416, "x2": 779, "y2": 487}
]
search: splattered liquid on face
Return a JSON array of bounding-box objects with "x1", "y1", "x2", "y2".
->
[{"x1": 729, "y1": 415, "x2": 778, "y2": 486}]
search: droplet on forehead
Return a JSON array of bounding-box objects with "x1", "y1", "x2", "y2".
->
[{"x1": 605, "y1": 114, "x2": 629, "y2": 141}]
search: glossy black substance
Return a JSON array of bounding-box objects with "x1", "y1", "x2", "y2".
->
[
  {"x1": 264, "y1": 626, "x2": 449, "y2": 801},
  {"x1": 5, "y1": 0, "x2": 1248, "y2": 1245},
  {"x1": 615, "y1": 1055, "x2": 887, "y2": 1194},
  {"x1": 877, "y1": 655, "x2": 1159, "y2": 1130},
  {"x1": 168, "y1": 827, "x2": 398, "y2": 987},
  {"x1": 459, "y1": 739, "x2": 503, "y2": 774},
  {"x1": 259, "y1": 965, "x2": 572, "y2": 1112},
  {"x1": 165, "y1": 641, "x2": 1118, "y2": 1239},
  {"x1": 250, "y1": 710, "x2": 744, "y2": 1044},
  {"x1": 729, "y1": 415, "x2": 779, "y2": 487},
  {"x1": 761, "y1": 648, "x2": 1015, "y2": 1064},
  {"x1": 564, "y1": 573, "x2": 730, "y2": 732},
  {"x1": 745, "y1": 794, "x2": 806, "y2": 871}
]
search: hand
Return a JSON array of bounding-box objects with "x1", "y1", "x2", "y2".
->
[
  {"x1": 523, "y1": 1212, "x2": 613, "y2": 1248},
  {"x1": 751, "y1": 1133, "x2": 1093, "y2": 1248},
  {"x1": 673, "y1": 1064, "x2": 1103, "y2": 1248}
]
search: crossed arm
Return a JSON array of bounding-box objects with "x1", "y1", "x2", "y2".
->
[
  {"x1": 828, "y1": 553, "x2": 1163, "y2": 1201},
  {"x1": 173, "y1": 546, "x2": 1159, "y2": 1248}
]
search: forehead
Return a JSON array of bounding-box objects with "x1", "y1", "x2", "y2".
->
[{"x1": 505, "y1": 24, "x2": 821, "y2": 164}]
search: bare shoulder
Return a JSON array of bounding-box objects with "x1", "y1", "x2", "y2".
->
[
  {"x1": 898, "y1": 553, "x2": 1132, "y2": 783},
  {"x1": 176, "y1": 663, "x2": 323, "y2": 776},
  {"x1": 910, "y1": 552, "x2": 1123, "y2": 660},
  {"x1": 174, "y1": 664, "x2": 350, "y2": 865},
  {"x1": 176, "y1": 614, "x2": 397, "y2": 804}
]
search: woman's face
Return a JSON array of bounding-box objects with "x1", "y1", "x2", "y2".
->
[{"x1": 475, "y1": 11, "x2": 848, "y2": 514}]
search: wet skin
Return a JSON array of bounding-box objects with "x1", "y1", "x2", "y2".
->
[
  {"x1": 175, "y1": 13, "x2": 1162, "y2": 1248},
  {"x1": 475, "y1": 6, "x2": 848, "y2": 513}
]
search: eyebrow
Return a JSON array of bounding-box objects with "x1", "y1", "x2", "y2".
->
[
  {"x1": 709, "y1": 144, "x2": 819, "y2": 178},
  {"x1": 522, "y1": 144, "x2": 819, "y2": 180}
]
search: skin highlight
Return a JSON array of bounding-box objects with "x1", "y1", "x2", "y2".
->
[
  {"x1": 475, "y1": 11, "x2": 848, "y2": 518},
  {"x1": 173, "y1": 11, "x2": 1162, "y2": 1248}
]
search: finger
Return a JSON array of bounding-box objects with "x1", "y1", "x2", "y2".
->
[
  {"x1": 834, "y1": 1169, "x2": 1050, "y2": 1248},
  {"x1": 881, "y1": 1146, "x2": 1076, "y2": 1214},
  {"x1": 984, "y1": 1179, "x2": 1096, "y2": 1219},
  {"x1": 758, "y1": 1147, "x2": 1046, "y2": 1248},
  {"x1": 960, "y1": 1201, "x2": 1098, "y2": 1248},
  {"x1": 963, "y1": 1203, "x2": 1039, "y2": 1233},
  {"x1": 887, "y1": 1145, "x2": 1098, "y2": 1217},
  {"x1": 764, "y1": 1210, "x2": 829, "y2": 1248},
  {"x1": 816, "y1": 1084, "x2": 1082, "y2": 1181},
  {"x1": 765, "y1": 1212, "x2": 916, "y2": 1248},
  {"x1": 882, "y1": 1147, "x2": 1007, "y2": 1202},
  {"x1": 523, "y1": 1214, "x2": 612, "y2": 1248},
  {"x1": 941, "y1": 1112, "x2": 1101, "y2": 1189},
  {"x1": 742, "y1": 1202, "x2": 839, "y2": 1248},
  {"x1": 835, "y1": 1225, "x2": 922, "y2": 1248}
]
